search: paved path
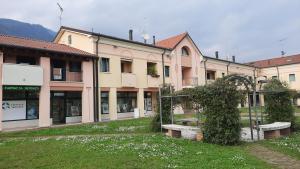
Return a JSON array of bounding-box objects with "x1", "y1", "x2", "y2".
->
[{"x1": 248, "y1": 144, "x2": 300, "y2": 169}]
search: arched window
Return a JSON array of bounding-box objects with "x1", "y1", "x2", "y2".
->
[{"x1": 181, "y1": 46, "x2": 190, "y2": 56}]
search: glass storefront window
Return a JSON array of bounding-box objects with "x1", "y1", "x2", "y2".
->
[
  {"x1": 117, "y1": 92, "x2": 137, "y2": 113},
  {"x1": 2, "y1": 88, "x2": 39, "y2": 121},
  {"x1": 101, "y1": 92, "x2": 109, "y2": 114}
]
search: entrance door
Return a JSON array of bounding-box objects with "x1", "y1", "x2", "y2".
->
[
  {"x1": 144, "y1": 92, "x2": 152, "y2": 116},
  {"x1": 52, "y1": 93, "x2": 65, "y2": 124}
]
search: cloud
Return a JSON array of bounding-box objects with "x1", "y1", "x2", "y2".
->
[{"x1": 0, "y1": 0, "x2": 299, "y2": 62}]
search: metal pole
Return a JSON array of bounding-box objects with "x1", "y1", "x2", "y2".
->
[
  {"x1": 248, "y1": 94, "x2": 254, "y2": 140},
  {"x1": 253, "y1": 77, "x2": 260, "y2": 140},
  {"x1": 171, "y1": 97, "x2": 173, "y2": 124},
  {"x1": 159, "y1": 87, "x2": 163, "y2": 133}
]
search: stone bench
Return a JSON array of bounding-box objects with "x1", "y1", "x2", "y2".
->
[
  {"x1": 162, "y1": 124, "x2": 202, "y2": 140},
  {"x1": 259, "y1": 122, "x2": 291, "y2": 139}
]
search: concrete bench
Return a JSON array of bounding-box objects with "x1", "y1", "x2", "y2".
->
[
  {"x1": 162, "y1": 124, "x2": 202, "y2": 140},
  {"x1": 259, "y1": 122, "x2": 291, "y2": 139}
]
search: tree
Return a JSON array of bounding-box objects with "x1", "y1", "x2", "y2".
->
[{"x1": 263, "y1": 79, "x2": 295, "y2": 129}]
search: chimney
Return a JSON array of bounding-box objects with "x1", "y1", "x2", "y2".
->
[
  {"x1": 129, "y1": 29, "x2": 133, "y2": 40},
  {"x1": 232, "y1": 55, "x2": 236, "y2": 62},
  {"x1": 215, "y1": 51, "x2": 219, "y2": 59},
  {"x1": 153, "y1": 35, "x2": 156, "y2": 45}
]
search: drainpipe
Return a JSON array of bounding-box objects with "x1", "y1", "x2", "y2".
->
[
  {"x1": 226, "y1": 62, "x2": 231, "y2": 75},
  {"x1": 94, "y1": 35, "x2": 100, "y2": 122},
  {"x1": 203, "y1": 58, "x2": 208, "y2": 85},
  {"x1": 162, "y1": 49, "x2": 166, "y2": 86},
  {"x1": 276, "y1": 66, "x2": 280, "y2": 79}
]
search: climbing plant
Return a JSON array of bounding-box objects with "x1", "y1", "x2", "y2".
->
[
  {"x1": 263, "y1": 79, "x2": 296, "y2": 129},
  {"x1": 151, "y1": 84, "x2": 173, "y2": 132},
  {"x1": 176, "y1": 78, "x2": 243, "y2": 145}
]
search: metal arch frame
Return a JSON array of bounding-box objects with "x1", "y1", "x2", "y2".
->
[
  {"x1": 224, "y1": 74, "x2": 260, "y2": 140},
  {"x1": 158, "y1": 85, "x2": 190, "y2": 132}
]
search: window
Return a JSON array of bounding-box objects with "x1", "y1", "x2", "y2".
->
[
  {"x1": 65, "y1": 92, "x2": 82, "y2": 117},
  {"x1": 165, "y1": 66, "x2": 170, "y2": 77},
  {"x1": 147, "y1": 62, "x2": 158, "y2": 77},
  {"x1": 222, "y1": 72, "x2": 225, "y2": 77},
  {"x1": 68, "y1": 35, "x2": 72, "y2": 45},
  {"x1": 117, "y1": 92, "x2": 137, "y2": 113},
  {"x1": 100, "y1": 58, "x2": 110, "y2": 72},
  {"x1": 289, "y1": 74, "x2": 296, "y2": 82},
  {"x1": 51, "y1": 60, "x2": 66, "y2": 81},
  {"x1": 2, "y1": 89, "x2": 39, "y2": 121},
  {"x1": 101, "y1": 92, "x2": 109, "y2": 114},
  {"x1": 272, "y1": 76, "x2": 278, "y2": 79},
  {"x1": 121, "y1": 60, "x2": 132, "y2": 73},
  {"x1": 206, "y1": 70, "x2": 216, "y2": 80},
  {"x1": 69, "y1": 61, "x2": 81, "y2": 72},
  {"x1": 181, "y1": 47, "x2": 189, "y2": 56}
]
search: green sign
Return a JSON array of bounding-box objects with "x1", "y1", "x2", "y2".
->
[{"x1": 3, "y1": 86, "x2": 40, "y2": 91}]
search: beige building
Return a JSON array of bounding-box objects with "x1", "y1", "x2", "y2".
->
[
  {"x1": 54, "y1": 26, "x2": 300, "y2": 121},
  {"x1": 54, "y1": 27, "x2": 173, "y2": 121},
  {"x1": 249, "y1": 54, "x2": 300, "y2": 106}
]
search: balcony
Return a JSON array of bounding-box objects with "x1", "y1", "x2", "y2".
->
[
  {"x1": 181, "y1": 56, "x2": 192, "y2": 67},
  {"x1": 2, "y1": 63, "x2": 43, "y2": 86},
  {"x1": 121, "y1": 73, "x2": 136, "y2": 87},
  {"x1": 52, "y1": 68, "x2": 82, "y2": 82},
  {"x1": 182, "y1": 77, "x2": 198, "y2": 88},
  {"x1": 147, "y1": 75, "x2": 161, "y2": 88}
]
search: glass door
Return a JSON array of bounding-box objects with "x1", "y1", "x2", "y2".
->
[{"x1": 51, "y1": 92, "x2": 66, "y2": 124}]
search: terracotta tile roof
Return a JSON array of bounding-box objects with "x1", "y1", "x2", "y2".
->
[
  {"x1": 247, "y1": 54, "x2": 300, "y2": 68},
  {"x1": 156, "y1": 32, "x2": 188, "y2": 49},
  {"x1": 0, "y1": 34, "x2": 95, "y2": 57}
]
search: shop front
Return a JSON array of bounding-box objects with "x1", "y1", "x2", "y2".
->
[
  {"x1": 50, "y1": 91, "x2": 82, "y2": 125},
  {"x1": 2, "y1": 86, "x2": 40, "y2": 129}
]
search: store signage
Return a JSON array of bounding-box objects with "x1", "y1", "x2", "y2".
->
[
  {"x1": 2, "y1": 100, "x2": 26, "y2": 121},
  {"x1": 3, "y1": 86, "x2": 40, "y2": 91}
]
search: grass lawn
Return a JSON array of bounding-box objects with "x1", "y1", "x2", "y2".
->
[
  {"x1": 0, "y1": 118, "x2": 273, "y2": 169},
  {"x1": 260, "y1": 132, "x2": 300, "y2": 160}
]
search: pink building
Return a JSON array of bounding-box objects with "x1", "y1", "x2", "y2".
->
[{"x1": 0, "y1": 35, "x2": 96, "y2": 131}]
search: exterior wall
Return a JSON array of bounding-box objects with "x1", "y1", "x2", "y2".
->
[
  {"x1": 170, "y1": 37, "x2": 202, "y2": 91},
  {"x1": 0, "y1": 51, "x2": 3, "y2": 131},
  {"x1": 259, "y1": 64, "x2": 300, "y2": 91},
  {"x1": 82, "y1": 60, "x2": 94, "y2": 123},
  {"x1": 39, "y1": 57, "x2": 51, "y2": 127},
  {"x1": 56, "y1": 30, "x2": 94, "y2": 54}
]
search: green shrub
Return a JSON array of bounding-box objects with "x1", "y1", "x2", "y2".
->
[
  {"x1": 151, "y1": 85, "x2": 173, "y2": 132},
  {"x1": 263, "y1": 79, "x2": 296, "y2": 129},
  {"x1": 176, "y1": 78, "x2": 242, "y2": 145}
]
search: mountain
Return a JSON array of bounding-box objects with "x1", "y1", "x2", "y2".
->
[{"x1": 0, "y1": 18, "x2": 56, "y2": 41}]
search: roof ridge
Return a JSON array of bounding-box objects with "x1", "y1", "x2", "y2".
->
[
  {"x1": 247, "y1": 53, "x2": 300, "y2": 63},
  {"x1": 0, "y1": 33, "x2": 56, "y2": 44}
]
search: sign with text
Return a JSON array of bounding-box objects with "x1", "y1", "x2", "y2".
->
[{"x1": 2, "y1": 100, "x2": 26, "y2": 121}]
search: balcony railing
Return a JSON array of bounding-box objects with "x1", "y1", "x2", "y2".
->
[
  {"x1": 52, "y1": 68, "x2": 82, "y2": 82},
  {"x1": 2, "y1": 63, "x2": 43, "y2": 86},
  {"x1": 121, "y1": 73, "x2": 136, "y2": 87},
  {"x1": 147, "y1": 75, "x2": 161, "y2": 88},
  {"x1": 182, "y1": 77, "x2": 198, "y2": 87}
]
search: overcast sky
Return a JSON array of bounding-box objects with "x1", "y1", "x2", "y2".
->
[{"x1": 1, "y1": 0, "x2": 299, "y2": 62}]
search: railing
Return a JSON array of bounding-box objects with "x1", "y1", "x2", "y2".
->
[
  {"x1": 182, "y1": 77, "x2": 198, "y2": 87},
  {"x1": 181, "y1": 56, "x2": 192, "y2": 67},
  {"x1": 147, "y1": 75, "x2": 161, "y2": 87},
  {"x1": 121, "y1": 73, "x2": 136, "y2": 87},
  {"x1": 52, "y1": 68, "x2": 82, "y2": 82},
  {"x1": 2, "y1": 63, "x2": 43, "y2": 86}
]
